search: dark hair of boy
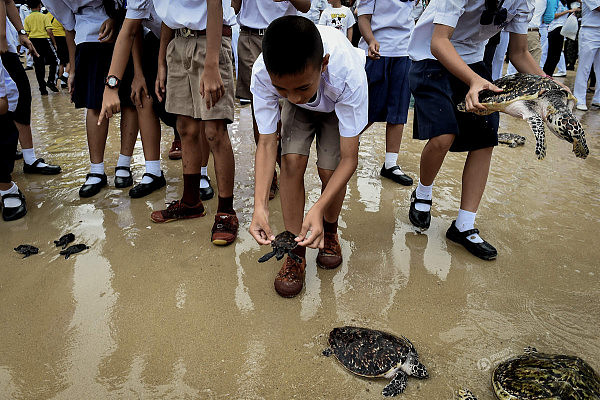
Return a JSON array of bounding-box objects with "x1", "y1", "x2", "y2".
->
[
  {"x1": 262, "y1": 16, "x2": 324, "y2": 76},
  {"x1": 26, "y1": 0, "x2": 41, "y2": 9}
]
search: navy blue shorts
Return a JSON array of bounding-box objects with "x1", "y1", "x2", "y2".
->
[
  {"x1": 365, "y1": 56, "x2": 411, "y2": 124},
  {"x1": 409, "y1": 59, "x2": 499, "y2": 152}
]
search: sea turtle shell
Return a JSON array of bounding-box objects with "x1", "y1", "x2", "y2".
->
[{"x1": 257, "y1": 231, "x2": 300, "y2": 263}]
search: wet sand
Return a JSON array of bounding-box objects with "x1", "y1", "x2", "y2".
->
[{"x1": 1, "y1": 71, "x2": 599, "y2": 399}]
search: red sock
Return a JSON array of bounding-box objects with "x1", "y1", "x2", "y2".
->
[
  {"x1": 182, "y1": 174, "x2": 201, "y2": 206},
  {"x1": 217, "y1": 195, "x2": 235, "y2": 215}
]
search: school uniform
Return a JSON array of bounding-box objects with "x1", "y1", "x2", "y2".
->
[
  {"x1": 318, "y1": 6, "x2": 355, "y2": 37},
  {"x1": 543, "y1": 0, "x2": 569, "y2": 75},
  {"x1": 153, "y1": 0, "x2": 236, "y2": 122},
  {"x1": 19, "y1": 5, "x2": 34, "y2": 68},
  {"x1": 297, "y1": 0, "x2": 328, "y2": 24},
  {"x1": 0, "y1": 57, "x2": 20, "y2": 184},
  {"x1": 358, "y1": 0, "x2": 414, "y2": 125},
  {"x1": 407, "y1": 0, "x2": 533, "y2": 152},
  {"x1": 251, "y1": 26, "x2": 367, "y2": 171},
  {"x1": 235, "y1": 0, "x2": 298, "y2": 100},
  {"x1": 573, "y1": 0, "x2": 600, "y2": 106},
  {"x1": 47, "y1": 13, "x2": 68, "y2": 67},
  {"x1": 24, "y1": 10, "x2": 58, "y2": 92}
]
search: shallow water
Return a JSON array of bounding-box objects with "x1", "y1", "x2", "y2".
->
[{"x1": 1, "y1": 71, "x2": 599, "y2": 399}]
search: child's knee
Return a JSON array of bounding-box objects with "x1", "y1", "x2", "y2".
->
[
  {"x1": 428, "y1": 134, "x2": 454, "y2": 153},
  {"x1": 281, "y1": 154, "x2": 308, "y2": 177},
  {"x1": 203, "y1": 121, "x2": 228, "y2": 145}
]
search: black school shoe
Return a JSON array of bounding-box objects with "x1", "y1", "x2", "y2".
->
[
  {"x1": 79, "y1": 173, "x2": 107, "y2": 198},
  {"x1": 1, "y1": 190, "x2": 27, "y2": 221},
  {"x1": 15, "y1": 150, "x2": 23, "y2": 160},
  {"x1": 409, "y1": 190, "x2": 431, "y2": 231},
  {"x1": 129, "y1": 172, "x2": 166, "y2": 198},
  {"x1": 23, "y1": 158, "x2": 62, "y2": 175},
  {"x1": 380, "y1": 164, "x2": 413, "y2": 186},
  {"x1": 446, "y1": 220, "x2": 497, "y2": 261},
  {"x1": 200, "y1": 175, "x2": 215, "y2": 201},
  {"x1": 114, "y1": 166, "x2": 133, "y2": 188},
  {"x1": 46, "y1": 81, "x2": 59, "y2": 93}
]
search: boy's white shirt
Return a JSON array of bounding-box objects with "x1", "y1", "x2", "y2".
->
[
  {"x1": 298, "y1": 0, "x2": 328, "y2": 24},
  {"x1": 408, "y1": 0, "x2": 533, "y2": 64},
  {"x1": 0, "y1": 58, "x2": 19, "y2": 112},
  {"x1": 357, "y1": 0, "x2": 415, "y2": 57},
  {"x1": 5, "y1": 17, "x2": 19, "y2": 54},
  {"x1": 42, "y1": 0, "x2": 110, "y2": 45},
  {"x1": 237, "y1": 0, "x2": 299, "y2": 29},
  {"x1": 581, "y1": 0, "x2": 600, "y2": 27},
  {"x1": 250, "y1": 25, "x2": 368, "y2": 138},
  {"x1": 318, "y1": 6, "x2": 355, "y2": 36},
  {"x1": 153, "y1": 0, "x2": 236, "y2": 30},
  {"x1": 125, "y1": 0, "x2": 162, "y2": 37}
]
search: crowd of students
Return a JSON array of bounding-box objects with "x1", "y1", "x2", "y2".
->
[{"x1": 0, "y1": 0, "x2": 596, "y2": 298}]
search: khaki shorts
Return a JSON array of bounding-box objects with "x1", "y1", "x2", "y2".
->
[
  {"x1": 235, "y1": 30, "x2": 263, "y2": 100},
  {"x1": 280, "y1": 100, "x2": 341, "y2": 171},
  {"x1": 165, "y1": 35, "x2": 234, "y2": 122}
]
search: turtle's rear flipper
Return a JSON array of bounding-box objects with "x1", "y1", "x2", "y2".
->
[
  {"x1": 526, "y1": 115, "x2": 546, "y2": 160},
  {"x1": 288, "y1": 252, "x2": 302, "y2": 263},
  {"x1": 258, "y1": 251, "x2": 275, "y2": 263},
  {"x1": 456, "y1": 389, "x2": 478, "y2": 400},
  {"x1": 382, "y1": 371, "x2": 407, "y2": 397}
]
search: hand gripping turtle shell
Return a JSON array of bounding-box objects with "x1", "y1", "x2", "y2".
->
[
  {"x1": 323, "y1": 326, "x2": 429, "y2": 397},
  {"x1": 457, "y1": 73, "x2": 589, "y2": 160},
  {"x1": 257, "y1": 231, "x2": 302, "y2": 263},
  {"x1": 14, "y1": 244, "x2": 39, "y2": 258},
  {"x1": 458, "y1": 347, "x2": 600, "y2": 399}
]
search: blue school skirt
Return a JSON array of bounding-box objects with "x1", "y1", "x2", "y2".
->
[{"x1": 365, "y1": 56, "x2": 412, "y2": 124}]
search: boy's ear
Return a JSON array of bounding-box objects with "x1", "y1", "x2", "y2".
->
[{"x1": 321, "y1": 54, "x2": 330, "y2": 73}]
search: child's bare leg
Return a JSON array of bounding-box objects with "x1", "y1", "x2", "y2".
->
[
  {"x1": 177, "y1": 115, "x2": 203, "y2": 174},
  {"x1": 317, "y1": 167, "x2": 346, "y2": 224},
  {"x1": 200, "y1": 121, "x2": 210, "y2": 168},
  {"x1": 419, "y1": 133, "x2": 455, "y2": 185},
  {"x1": 120, "y1": 106, "x2": 139, "y2": 157},
  {"x1": 385, "y1": 122, "x2": 404, "y2": 154},
  {"x1": 280, "y1": 153, "x2": 308, "y2": 233},
  {"x1": 460, "y1": 146, "x2": 493, "y2": 212},
  {"x1": 137, "y1": 97, "x2": 161, "y2": 161},
  {"x1": 86, "y1": 108, "x2": 109, "y2": 164},
  {"x1": 204, "y1": 119, "x2": 234, "y2": 198}
]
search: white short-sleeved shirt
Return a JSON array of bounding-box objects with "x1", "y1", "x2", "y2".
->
[
  {"x1": 19, "y1": 5, "x2": 31, "y2": 24},
  {"x1": 251, "y1": 25, "x2": 368, "y2": 137},
  {"x1": 238, "y1": 0, "x2": 299, "y2": 29},
  {"x1": 408, "y1": 0, "x2": 534, "y2": 64},
  {"x1": 43, "y1": 0, "x2": 110, "y2": 45},
  {"x1": 582, "y1": 0, "x2": 600, "y2": 27},
  {"x1": 5, "y1": 18, "x2": 19, "y2": 54},
  {"x1": 318, "y1": 6, "x2": 355, "y2": 36},
  {"x1": 0, "y1": 58, "x2": 19, "y2": 113},
  {"x1": 548, "y1": 2, "x2": 569, "y2": 31},
  {"x1": 298, "y1": 0, "x2": 328, "y2": 24},
  {"x1": 528, "y1": 0, "x2": 546, "y2": 28},
  {"x1": 357, "y1": 0, "x2": 415, "y2": 57},
  {"x1": 125, "y1": 0, "x2": 162, "y2": 37},
  {"x1": 153, "y1": 0, "x2": 236, "y2": 30}
]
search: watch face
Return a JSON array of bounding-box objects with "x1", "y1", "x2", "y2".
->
[{"x1": 107, "y1": 77, "x2": 117, "y2": 87}]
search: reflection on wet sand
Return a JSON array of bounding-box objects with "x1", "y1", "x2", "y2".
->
[{"x1": 1, "y1": 71, "x2": 599, "y2": 399}]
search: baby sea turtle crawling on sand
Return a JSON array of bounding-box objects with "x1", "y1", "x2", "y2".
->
[
  {"x1": 54, "y1": 233, "x2": 75, "y2": 249},
  {"x1": 498, "y1": 133, "x2": 526, "y2": 148},
  {"x1": 323, "y1": 326, "x2": 429, "y2": 397},
  {"x1": 458, "y1": 347, "x2": 600, "y2": 399},
  {"x1": 257, "y1": 231, "x2": 301, "y2": 263},
  {"x1": 457, "y1": 73, "x2": 589, "y2": 160},
  {"x1": 59, "y1": 244, "x2": 89, "y2": 259},
  {"x1": 14, "y1": 244, "x2": 39, "y2": 258}
]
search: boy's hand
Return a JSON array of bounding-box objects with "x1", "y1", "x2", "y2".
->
[
  {"x1": 98, "y1": 88, "x2": 120, "y2": 125},
  {"x1": 199, "y1": 63, "x2": 224, "y2": 110},
  {"x1": 98, "y1": 18, "x2": 117, "y2": 42},
  {"x1": 155, "y1": 62, "x2": 167, "y2": 102},
  {"x1": 131, "y1": 73, "x2": 150, "y2": 108},
  {"x1": 0, "y1": 36, "x2": 8, "y2": 54},
  {"x1": 67, "y1": 72, "x2": 75, "y2": 97},
  {"x1": 465, "y1": 75, "x2": 502, "y2": 112},
  {"x1": 296, "y1": 206, "x2": 324, "y2": 249},
  {"x1": 367, "y1": 39, "x2": 380, "y2": 60},
  {"x1": 18, "y1": 34, "x2": 39, "y2": 57},
  {"x1": 250, "y1": 208, "x2": 275, "y2": 245}
]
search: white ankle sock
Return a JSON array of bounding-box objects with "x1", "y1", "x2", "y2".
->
[
  {"x1": 141, "y1": 160, "x2": 161, "y2": 184},
  {"x1": 456, "y1": 209, "x2": 483, "y2": 243},
  {"x1": 85, "y1": 162, "x2": 104, "y2": 185},
  {"x1": 415, "y1": 180, "x2": 433, "y2": 212},
  {"x1": 384, "y1": 152, "x2": 405, "y2": 175},
  {"x1": 200, "y1": 166, "x2": 209, "y2": 189},
  {"x1": 0, "y1": 182, "x2": 22, "y2": 208},
  {"x1": 22, "y1": 148, "x2": 48, "y2": 167},
  {"x1": 115, "y1": 154, "x2": 132, "y2": 177}
]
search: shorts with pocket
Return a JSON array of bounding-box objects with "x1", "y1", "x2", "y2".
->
[{"x1": 235, "y1": 29, "x2": 262, "y2": 100}]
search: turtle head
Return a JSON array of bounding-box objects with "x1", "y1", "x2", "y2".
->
[
  {"x1": 408, "y1": 361, "x2": 429, "y2": 379},
  {"x1": 545, "y1": 110, "x2": 589, "y2": 159}
]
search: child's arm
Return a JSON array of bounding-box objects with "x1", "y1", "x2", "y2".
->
[
  {"x1": 0, "y1": 66, "x2": 8, "y2": 115},
  {"x1": 431, "y1": 24, "x2": 502, "y2": 112},
  {"x1": 199, "y1": 0, "x2": 224, "y2": 110},
  {"x1": 347, "y1": 25, "x2": 353, "y2": 41},
  {"x1": 231, "y1": 0, "x2": 241, "y2": 13},
  {"x1": 47, "y1": 28, "x2": 57, "y2": 49},
  {"x1": 507, "y1": 32, "x2": 544, "y2": 75},
  {"x1": 156, "y1": 22, "x2": 173, "y2": 102},
  {"x1": 250, "y1": 131, "x2": 278, "y2": 245},
  {"x1": 65, "y1": 29, "x2": 76, "y2": 95},
  {"x1": 358, "y1": 14, "x2": 379, "y2": 59},
  {"x1": 130, "y1": 26, "x2": 148, "y2": 107},
  {"x1": 5, "y1": 0, "x2": 38, "y2": 56},
  {"x1": 0, "y1": 0, "x2": 7, "y2": 54},
  {"x1": 286, "y1": 0, "x2": 311, "y2": 13}
]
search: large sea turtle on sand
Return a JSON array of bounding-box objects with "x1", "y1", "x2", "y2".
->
[
  {"x1": 323, "y1": 326, "x2": 429, "y2": 397},
  {"x1": 457, "y1": 347, "x2": 600, "y2": 399},
  {"x1": 457, "y1": 73, "x2": 589, "y2": 160}
]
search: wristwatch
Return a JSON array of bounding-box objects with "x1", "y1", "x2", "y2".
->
[
  {"x1": 18, "y1": 29, "x2": 27, "y2": 36},
  {"x1": 105, "y1": 75, "x2": 121, "y2": 89}
]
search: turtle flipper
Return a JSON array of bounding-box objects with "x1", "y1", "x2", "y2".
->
[
  {"x1": 288, "y1": 251, "x2": 302, "y2": 263},
  {"x1": 322, "y1": 348, "x2": 332, "y2": 357},
  {"x1": 526, "y1": 115, "x2": 546, "y2": 160},
  {"x1": 524, "y1": 346, "x2": 538, "y2": 354},
  {"x1": 456, "y1": 389, "x2": 478, "y2": 400},
  {"x1": 382, "y1": 371, "x2": 407, "y2": 397},
  {"x1": 258, "y1": 251, "x2": 275, "y2": 263}
]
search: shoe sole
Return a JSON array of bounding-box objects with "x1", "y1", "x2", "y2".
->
[
  {"x1": 381, "y1": 173, "x2": 413, "y2": 186},
  {"x1": 316, "y1": 260, "x2": 342, "y2": 270},
  {"x1": 168, "y1": 155, "x2": 182, "y2": 160},
  {"x1": 129, "y1": 182, "x2": 167, "y2": 199},
  {"x1": 446, "y1": 236, "x2": 497, "y2": 261},
  {"x1": 150, "y1": 209, "x2": 206, "y2": 223},
  {"x1": 23, "y1": 169, "x2": 62, "y2": 175},
  {"x1": 212, "y1": 238, "x2": 234, "y2": 246}
]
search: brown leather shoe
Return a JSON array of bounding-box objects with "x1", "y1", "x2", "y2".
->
[
  {"x1": 168, "y1": 140, "x2": 182, "y2": 160},
  {"x1": 211, "y1": 212, "x2": 239, "y2": 246},
  {"x1": 150, "y1": 199, "x2": 205, "y2": 223},
  {"x1": 269, "y1": 172, "x2": 278, "y2": 200},
  {"x1": 316, "y1": 232, "x2": 342, "y2": 269},
  {"x1": 274, "y1": 255, "x2": 306, "y2": 298}
]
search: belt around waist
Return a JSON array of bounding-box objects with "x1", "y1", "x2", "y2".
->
[
  {"x1": 528, "y1": 27, "x2": 539, "y2": 32},
  {"x1": 240, "y1": 26, "x2": 267, "y2": 36},
  {"x1": 176, "y1": 25, "x2": 232, "y2": 38}
]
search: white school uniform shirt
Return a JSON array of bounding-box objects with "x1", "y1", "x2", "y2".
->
[
  {"x1": 357, "y1": 0, "x2": 415, "y2": 57},
  {"x1": 318, "y1": 6, "x2": 355, "y2": 36},
  {"x1": 125, "y1": 0, "x2": 162, "y2": 37},
  {"x1": 0, "y1": 58, "x2": 19, "y2": 113},
  {"x1": 153, "y1": 0, "x2": 236, "y2": 30},
  {"x1": 408, "y1": 0, "x2": 533, "y2": 64},
  {"x1": 528, "y1": 0, "x2": 546, "y2": 28},
  {"x1": 42, "y1": 0, "x2": 110, "y2": 45},
  {"x1": 5, "y1": 18, "x2": 19, "y2": 54},
  {"x1": 251, "y1": 25, "x2": 368, "y2": 137},
  {"x1": 298, "y1": 0, "x2": 328, "y2": 24},
  {"x1": 548, "y1": 2, "x2": 569, "y2": 31},
  {"x1": 19, "y1": 4, "x2": 31, "y2": 24},
  {"x1": 238, "y1": 0, "x2": 299, "y2": 29},
  {"x1": 581, "y1": 0, "x2": 600, "y2": 27}
]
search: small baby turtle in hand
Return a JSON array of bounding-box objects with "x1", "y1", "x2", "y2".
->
[
  {"x1": 60, "y1": 244, "x2": 89, "y2": 259},
  {"x1": 258, "y1": 231, "x2": 302, "y2": 263},
  {"x1": 498, "y1": 133, "x2": 526, "y2": 148},
  {"x1": 323, "y1": 326, "x2": 429, "y2": 397},
  {"x1": 14, "y1": 244, "x2": 39, "y2": 258},
  {"x1": 54, "y1": 233, "x2": 75, "y2": 249}
]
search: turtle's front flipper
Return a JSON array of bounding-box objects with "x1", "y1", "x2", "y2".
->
[
  {"x1": 258, "y1": 251, "x2": 276, "y2": 263},
  {"x1": 288, "y1": 251, "x2": 302, "y2": 263},
  {"x1": 456, "y1": 388, "x2": 478, "y2": 400},
  {"x1": 382, "y1": 371, "x2": 407, "y2": 397},
  {"x1": 526, "y1": 115, "x2": 546, "y2": 160},
  {"x1": 322, "y1": 348, "x2": 332, "y2": 357}
]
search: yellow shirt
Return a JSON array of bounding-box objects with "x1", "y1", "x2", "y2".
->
[
  {"x1": 24, "y1": 11, "x2": 51, "y2": 39},
  {"x1": 46, "y1": 13, "x2": 66, "y2": 37}
]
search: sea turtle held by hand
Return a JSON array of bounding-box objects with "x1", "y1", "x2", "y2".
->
[
  {"x1": 458, "y1": 347, "x2": 600, "y2": 399},
  {"x1": 323, "y1": 326, "x2": 429, "y2": 397},
  {"x1": 498, "y1": 133, "x2": 526, "y2": 148},
  {"x1": 54, "y1": 233, "x2": 75, "y2": 249},
  {"x1": 14, "y1": 244, "x2": 39, "y2": 258},
  {"x1": 457, "y1": 73, "x2": 589, "y2": 160},
  {"x1": 258, "y1": 231, "x2": 301, "y2": 263},
  {"x1": 60, "y1": 243, "x2": 89, "y2": 259}
]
